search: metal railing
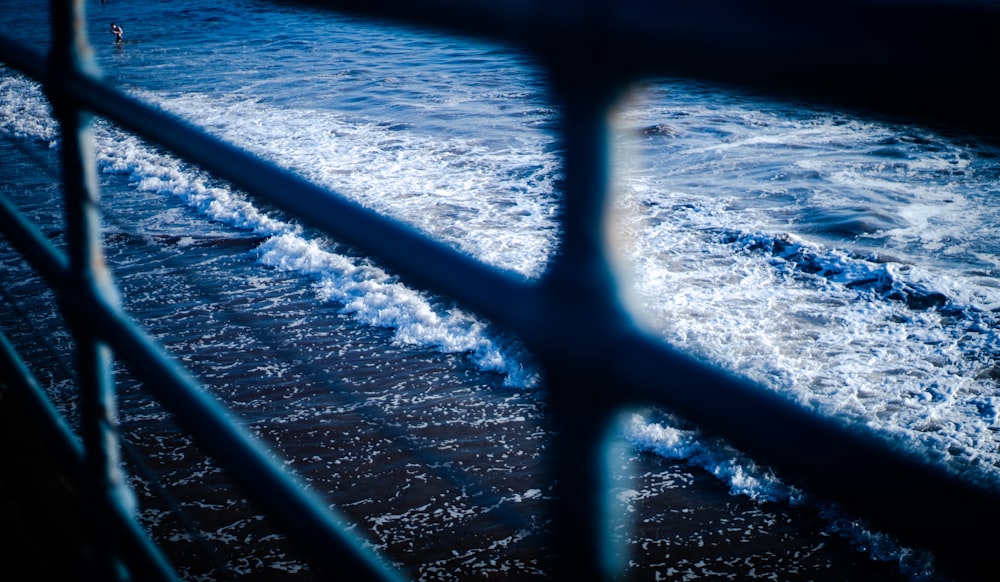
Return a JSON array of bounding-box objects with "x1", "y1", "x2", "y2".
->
[{"x1": 2, "y1": 0, "x2": 1000, "y2": 580}]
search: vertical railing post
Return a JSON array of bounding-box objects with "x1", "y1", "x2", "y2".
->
[
  {"x1": 47, "y1": 1, "x2": 135, "y2": 578},
  {"x1": 540, "y1": 58, "x2": 631, "y2": 579}
]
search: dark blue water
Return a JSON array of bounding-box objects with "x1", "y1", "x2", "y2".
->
[{"x1": 4, "y1": 0, "x2": 1000, "y2": 579}]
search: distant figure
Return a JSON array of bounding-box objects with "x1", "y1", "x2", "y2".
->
[{"x1": 110, "y1": 22, "x2": 123, "y2": 44}]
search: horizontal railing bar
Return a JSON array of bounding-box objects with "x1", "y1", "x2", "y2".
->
[
  {"x1": 0, "y1": 35, "x2": 44, "y2": 80},
  {"x1": 50, "y1": 55, "x2": 535, "y2": 338},
  {"x1": 0, "y1": 328, "x2": 85, "y2": 491},
  {"x1": 85, "y1": 288, "x2": 405, "y2": 581},
  {"x1": 0, "y1": 190, "x2": 68, "y2": 289},
  {"x1": 290, "y1": 0, "x2": 1000, "y2": 133},
  {"x1": 609, "y1": 325, "x2": 1000, "y2": 579},
  {"x1": 0, "y1": 219, "x2": 404, "y2": 580},
  {"x1": 0, "y1": 32, "x2": 538, "y2": 335},
  {"x1": 0, "y1": 187, "x2": 401, "y2": 579}
]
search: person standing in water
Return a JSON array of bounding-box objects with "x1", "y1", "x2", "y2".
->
[{"x1": 110, "y1": 22, "x2": 123, "y2": 44}]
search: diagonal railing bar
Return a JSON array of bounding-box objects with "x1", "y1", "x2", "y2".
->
[
  {"x1": 0, "y1": 33, "x2": 537, "y2": 333},
  {"x1": 0, "y1": 189, "x2": 68, "y2": 289},
  {"x1": 0, "y1": 270, "x2": 237, "y2": 580},
  {"x1": 83, "y1": 288, "x2": 407, "y2": 582},
  {"x1": 53, "y1": 57, "x2": 538, "y2": 333},
  {"x1": 0, "y1": 44, "x2": 43, "y2": 81},
  {"x1": 611, "y1": 326, "x2": 1000, "y2": 575},
  {"x1": 0, "y1": 327, "x2": 178, "y2": 582},
  {"x1": 0, "y1": 182, "x2": 405, "y2": 581},
  {"x1": 0, "y1": 331, "x2": 84, "y2": 490}
]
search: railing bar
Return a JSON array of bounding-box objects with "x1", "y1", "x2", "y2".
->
[
  {"x1": 0, "y1": 328, "x2": 179, "y2": 582},
  {"x1": 0, "y1": 328, "x2": 85, "y2": 481},
  {"x1": 81, "y1": 288, "x2": 406, "y2": 581},
  {"x1": 0, "y1": 196, "x2": 403, "y2": 579},
  {"x1": 1, "y1": 188, "x2": 403, "y2": 580},
  {"x1": 0, "y1": 256, "x2": 238, "y2": 578},
  {"x1": 612, "y1": 328, "x2": 1000, "y2": 579},
  {"x1": 0, "y1": 33, "x2": 539, "y2": 337},
  {"x1": 48, "y1": 1, "x2": 132, "y2": 576},
  {"x1": 56, "y1": 61, "x2": 537, "y2": 336},
  {"x1": 0, "y1": 192, "x2": 68, "y2": 290},
  {"x1": 0, "y1": 35, "x2": 45, "y2": 81},
  {"x1": 540, "y1": 75, "x2": 624, "y2": 580}
]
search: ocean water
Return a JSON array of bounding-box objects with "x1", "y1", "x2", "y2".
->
[{"x1": 3, "y1": 0, "x2": 1000, "y2": 580}]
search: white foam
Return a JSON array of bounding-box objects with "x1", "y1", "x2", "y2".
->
[
  {"x1": 0, "y1": 74, "x2": 57, "y2": 144},
  {"x1": 140, "y1": 90, "x2": 561, "y2": 279},
  {"x1": 255, "y1": 233, "x2": 538, "y2": 386},
  {"x1": 612, "y1": 83, "x2": 1000, "y2": 509},
  {"x1": 621, "y1": 412, "x2": 799, "y2": 503},
  {"x1": 0, "y1": 71, "x2": 545, "y2": 387}
]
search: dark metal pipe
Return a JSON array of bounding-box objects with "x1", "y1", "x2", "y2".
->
[
  {"x1": 83, "y1": 288, "x2": 406, "y2": 582},
  {"x1": 0, "y1": 328, "x2": 179, "y2": 582},
  {"x1": 610, "y1": 326, "x2": 1000, "y2": 581},
  {"x1": 56, "y1": 63, "x2": 538, "y2": 335},
  {"x1": 0, "y1": 186, "x2": 402, "y2": 579},
  {"x1": 48, "y1": 1, "x2": 133, "y2": 578},
  {"x1": 540, "y1": 72, "x2": 625, "y2": 579},
  {"x1": 0, "y1": 191, "x2": 68, "y2": 289}
]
